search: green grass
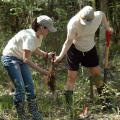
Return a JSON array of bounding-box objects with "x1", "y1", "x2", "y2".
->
[{"x1": 0, "y1": 45, "x2": 120, "y2": 120}]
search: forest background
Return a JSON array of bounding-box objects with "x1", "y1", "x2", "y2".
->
[{"x1": 0, "y1": 0, "x2": 120, "y2": 120}]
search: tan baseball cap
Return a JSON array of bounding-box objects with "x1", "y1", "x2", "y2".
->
[
  {"x1": 79, "y1": 6, "x2": 94, "y2": 25},
  {"x1": 37, "y1": 15, "x2": 57, "y2": 32}
]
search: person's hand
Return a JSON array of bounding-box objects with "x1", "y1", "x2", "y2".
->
[
  {"x1": 54, "y1": 56, "x2": 62, "y2": 63},
  {"x1": 48, "y1": 52, "x2": 55, "y2": 59},
  {"x1": 107, "y1": 27, "x2": 113, "y2": 34}
]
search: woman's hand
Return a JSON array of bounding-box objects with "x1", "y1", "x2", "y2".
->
[{"x1": 47, "y1": 52, "x2": 55, "y2": 59}]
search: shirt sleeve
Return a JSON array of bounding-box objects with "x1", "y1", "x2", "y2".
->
[
  {"x1": 67, "y1": 22, "x2": 77, "y2": 40},
  {"x1": 22, "y1": 36, "x2": 35, "y2": 51}
]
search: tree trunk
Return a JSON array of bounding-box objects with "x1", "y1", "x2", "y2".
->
[{"x1": 95, "y1": 0, "x2": 108, "y2": 65}]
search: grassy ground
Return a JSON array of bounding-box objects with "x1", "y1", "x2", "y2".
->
[{"x1": 0, "y1": 45, "x2": 120, "y2": 120}]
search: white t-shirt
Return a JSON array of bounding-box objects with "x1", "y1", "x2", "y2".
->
[
  {"x1": 67, "y1": 11, "x2": 103, "y2": 52},
  {"x1": 3, "y1": 29, "x2": 43, "y2": 59}
]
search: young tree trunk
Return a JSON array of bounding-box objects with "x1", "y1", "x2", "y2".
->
[{"x1": 95, "y1": 0, "x2": 108, "y2": 65}]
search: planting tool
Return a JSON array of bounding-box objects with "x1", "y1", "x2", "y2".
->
[{"x1": 104, "y1": 30, "x2": 111, "y2": 83}]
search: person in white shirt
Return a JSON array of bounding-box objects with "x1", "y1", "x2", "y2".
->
[
  {"x1": 54, "y1": 6, "x2": 112, "y2": 109},
  {"x1": 1, "y1": 15, "x2": 57, "y2": 120}
]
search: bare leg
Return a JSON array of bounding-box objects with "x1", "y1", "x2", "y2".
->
[
  {"x1": 65, "y1": 70, "x2": 78, "y2": 91},
  {"x1": 64, "y1": 70, "x2": 78, "y2": 112},
  {"x1": 88, "y1": 66, "x2": 104, "y2": 95}
]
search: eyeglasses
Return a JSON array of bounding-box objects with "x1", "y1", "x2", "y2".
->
[{"x1": 44, "y1": 26, "x2": 47, "y2": 29}]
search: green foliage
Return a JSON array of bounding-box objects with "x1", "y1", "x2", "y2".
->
[{"x1": 0, "y1": 0, "x2": 120, "y2": 119}]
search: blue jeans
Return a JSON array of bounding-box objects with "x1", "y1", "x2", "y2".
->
[{"x1": 1, "y1": 56, "x2": 36, "y2": 104}]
